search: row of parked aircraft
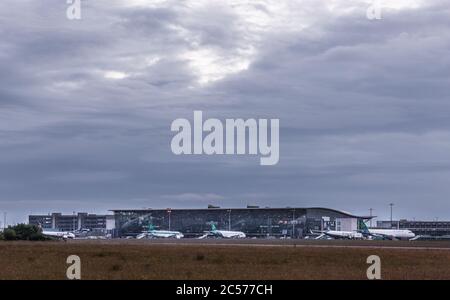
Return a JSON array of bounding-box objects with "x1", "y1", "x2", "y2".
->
[
  {"x1": 136, "y1": 224, "x2": 246, "y2": 239},
  {"x1": 135, "y1": 221, "x2": 417, "y2": 241},
  {"x1": 312, "y1": 221, "x2": 417, "y2": 240},
  {"x1": 38, "y1": 224, "x2": 246, "y2": 240},
  {"x1": 40, "y1": 221, "x2": 417, "y2": 241}
]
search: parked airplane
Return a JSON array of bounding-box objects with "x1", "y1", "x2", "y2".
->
[
  {"x1": 42, "y1": 230, "x2": 75, "y2": 240},
  {"x1": 359, "y1": 221, "x2": 416, "y2": 240},
  {"x1": 311, "y1": 229, "x2": 363, "y2": 240},
  {"x1": 136, "y1": 224, "x2": 184, "y2": 239},
  {"x1": 198, "y1": 224, "x2": 246, "y2": 239},
  {"x1": 36, "y1": 223, "x2": 76, "y2": 240}
]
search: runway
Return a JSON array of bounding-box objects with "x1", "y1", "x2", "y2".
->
[{"x1": 69, "y1": 238, "x2": 450, "y2": 251}]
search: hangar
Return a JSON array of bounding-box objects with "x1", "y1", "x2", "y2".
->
[{"x1": 111, "y1": 206, "x2": 372, "y2": 238}]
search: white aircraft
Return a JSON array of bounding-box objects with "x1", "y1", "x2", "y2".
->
[
  {"x1": 198, "y1": 224, "x2": 246, "y2": 239},
  {"x1": 312, "y1": 229, "x2": 363, "y2": 240},
  {"x1": 42, "y1": 230, "x2": 75, "y2": 240},
  {"x1": 136, "y1": 225, "x2": 184, "y2": 239},
  {"x1": 359, "y1": 221, "x2": 416, "y2": 240}
]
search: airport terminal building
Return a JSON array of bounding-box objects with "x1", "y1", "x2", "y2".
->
[
  {"x1": 111, "y1": 206, "x2": 372, "y2": 238},
  {"x1": 377, "y1": 220, "x2": 450, "y2": 238},
  {"x1": 29, "y1": 212, "x2": 115, "y2": 233}
]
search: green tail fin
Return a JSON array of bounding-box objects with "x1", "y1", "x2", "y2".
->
[
  {"x1": 358, "y1": 220, "x2": 369, "y2": 232},
  {"x1": 211, "y1": 224, "x2": 217, "y2": 231}
]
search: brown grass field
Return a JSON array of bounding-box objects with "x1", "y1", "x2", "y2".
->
[{"x1": 1, "y1": 239, "x2": 450, "y2": 280}]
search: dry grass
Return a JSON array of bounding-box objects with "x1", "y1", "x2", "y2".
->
[{"x1": 1, "y1": 240, "x2": 450, "y2": 280}]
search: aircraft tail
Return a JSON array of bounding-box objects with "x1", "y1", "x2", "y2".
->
[
  {"x1": 358, "y1": 220, "x2": 369, "y2": 233},
  {"x1": 211, "y1": 224, "x2": 217, "y2": 231}
]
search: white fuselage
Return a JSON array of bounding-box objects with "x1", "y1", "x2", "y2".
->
[
  {"x1": 213, "y1": 230, "x2": 246, "y2": 238},
  {"x1": 137, "y1": 230, "x2": 184, "y2": 239},
  {"x1": 42, "y1": 230, "x2": 75, "y2": 239},
  {"x1": 323, "y1": 230, "x2": 363, "y2": 239},
  {"x1": 368, "y1": 229, "x2": 415, "y2": 239}
]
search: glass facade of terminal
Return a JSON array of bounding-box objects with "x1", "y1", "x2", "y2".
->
[{"x1": 112, "y1": 207, "x2": 368, "y2": 238}]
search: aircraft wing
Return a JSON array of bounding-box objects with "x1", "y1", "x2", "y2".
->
[
  {"x1": 136, "y1": 233, "x2": 148, "y2": 239},
  {"x1": 314, "y1": 233, "x2": 326, "y2": 240}
]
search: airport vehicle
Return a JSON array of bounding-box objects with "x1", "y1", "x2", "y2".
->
[
  {"x1": 136, "y1": 224, "x2": 184, "y2": 239},
  {"x1": 42, "y1": 230, "x2": 75, "y2": 240},
  {"x1": 198, "y1": 224, "x2": 246, "y2": 239},
  {"x1": 359, "y1": 221, "x2": 416, "y2": 240}
]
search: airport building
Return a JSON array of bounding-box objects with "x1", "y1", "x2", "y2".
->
[
  {"x1": 377, "y1": 220, "x2": 450, "y2": 238},
  {"x1": 28, "y1": 212, "x2": 115, "y2": 233},
  {"x1": 111, "y1": 206, "x2": 372, "y2": 238}
]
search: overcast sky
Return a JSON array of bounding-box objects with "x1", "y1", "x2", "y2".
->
[{"x1": 1, "y1": 0, "x2": 450, "y2": 224}]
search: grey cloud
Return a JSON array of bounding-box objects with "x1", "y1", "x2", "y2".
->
[{"x1": 1, "y1": 0, "x2": 450, "y2": 223}]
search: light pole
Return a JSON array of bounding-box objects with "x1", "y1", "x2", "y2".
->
[
  {"x1": 3, "y1": 212, "x2": 6, "y2": 230},
  {"x1": 292, "y1": 209, "x2": 295, "y2": 238},
  {"x1": 228, "y1": 209, "x2": 231, "y2": 231},
  {"x1": 73, "y1": 211, "x2": 76, "y2": 231},
  {"x1": 389, "y1": 203, "x2": 394, "y2": 228},
  {"x1": 167, "y1": 209, "x2": 172, "y2": 231},
  {"x1": 369, "y1": 208, "x2": 373, "y2": 227}
]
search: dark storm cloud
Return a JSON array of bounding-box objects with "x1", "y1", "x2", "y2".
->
[{"x1": 1, "y1": 0, "x2": 450, "y2": 223}]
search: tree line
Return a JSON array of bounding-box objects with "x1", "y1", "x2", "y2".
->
[{"x1": 0, "y1": 224, "x2": 51, "y2": 241}]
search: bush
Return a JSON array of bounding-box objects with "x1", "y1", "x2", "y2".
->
[
  {"x1": 13, "y1": 224, "x2": 39, "y2": 240},
  {"x1": 3, "y1": 228, "x2": 17, "y2": 240},
  {"x1": 1, "y1": 224, "x2": 49, "y2": 241}
]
